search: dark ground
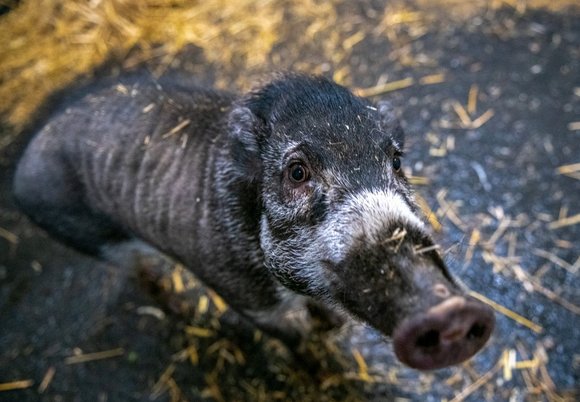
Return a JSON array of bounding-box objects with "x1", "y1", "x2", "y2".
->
[{"x1": 0, "y1": 2, "x2": 579, "y2": 402}]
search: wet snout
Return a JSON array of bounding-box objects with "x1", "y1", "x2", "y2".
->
[{"x1": 393, "y1": 296, "x2": 495, "y2": 370}]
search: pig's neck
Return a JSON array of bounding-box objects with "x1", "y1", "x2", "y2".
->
[
  {"x1": 211, "y1": 149, "x2": 265, "y2": 266},
  {"x1": 82, "y1": 120, "x2": 270, "y2": 297},
  {"x1": 136, "y1": 140, "x2": 265, "y2": 284}
]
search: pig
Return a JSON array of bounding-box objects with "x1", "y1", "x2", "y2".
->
[{"x1": 13, "y1": 71, "x2": 494, "y2": 370}]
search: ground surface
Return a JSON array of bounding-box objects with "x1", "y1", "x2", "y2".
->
[{"x1": 0, "y1": 1, "x2": 579, "y2": 401}]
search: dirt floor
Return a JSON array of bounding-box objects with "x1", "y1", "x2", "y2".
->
[{"x1": 0, "y1": 1, "x2": 579, "y2": 401}]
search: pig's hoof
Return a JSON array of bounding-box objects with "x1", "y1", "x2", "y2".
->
[
  {"x1": 393, "y1": 296, "x2": 495, "y2": 370},
  {"x1": 136, "y1": 257, "x2": 197, "y2": 317}
]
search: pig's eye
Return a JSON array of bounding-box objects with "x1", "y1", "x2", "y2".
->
[
  {"x1": 393, "y1": 157, "x2": 402, "y2": 172},
  {"x1": 288, "y1": 162, "x2": 309, "y2": 183}
]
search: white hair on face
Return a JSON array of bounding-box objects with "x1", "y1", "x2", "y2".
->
[
  {"x1": 260, "y1": 188, "x2": 427, "y2": 297},
  {"x1": 321, "y1": 189, "x2": 425, "y2": 264},
  {"x1": 348, "y1": 189, "x2": 425, "y2": 234}
]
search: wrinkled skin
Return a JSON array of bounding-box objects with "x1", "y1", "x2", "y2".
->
[{"x1": 13, "y1": 71, "x2": 494, "y2": 370}]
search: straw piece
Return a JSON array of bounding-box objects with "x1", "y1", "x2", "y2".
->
[
  {"x1": 0, "y1": 226, "x2": 18, "y2": 245},
  {"x1": 166, "y1": 377, "x2": 184, "y2": 402},
  {"x1": 436, "y1": 190, "x2": 468, "y2": 231},
  {"x1": 528, "y1": 279, "x2": 580, "y2": 316},
  {"x1": 502, "y1": 349, "x2": 517, "y2": 381},
  {"x1": 185, "y1": 326, "x2": 215, "y2": 338},
  {"x1": 444, "y1": 370, "x2": 463, "y2": 387},
  {"x1": 414, "y1": 244, "x2": 440, "y2": 255},
  {"x1": 208, "y1": 290, "x2": 228, "y2": 314},
  {"x1": 207, "y1": 339, "x2": 245, "y2": 366},
  {"x1": 548, "y1": 213, "x2": 580, "y2": 229},
  {"x1": 533, "y1": 248, "x2": 576, "y2": 274},
  {"x1": 64, "y1": 348, "x2": 125, "y2": 364},
  {"x1": 320, "y1": 374, "x2": 343, "y2": 391},
  {"x1": 0, "y1": 380, "x2": 34, "y2": 392},
  {"x1": 151, "y1": 363, "x2": 176, "y2": 400},
  {"x1": 419, "y1": 73, "x2": 446, "y2": 85},
  {"x1": 469, "y1": 291, "x2": 543, "y2": 333},
  {"x1": 572, "y1": 256, "x2": 580, "y2": 273},
  {"x1": 467, "y1": 84, "x2": 478, "y2": 115},
  {"x1": 449, "y1": 358, "x2": 502, "y2": 402},
  {"x1": 355, "y1": 78, "x2": 415, "y2": 98},
  {"x1": 162, "y1": 119, "x2": 191, "y2": 138},
  {"x1": 464, "y1": 228, "x2": 481, "y2": 263},
  {"x1": 446, "y1": 135, "x2": 455, "y2": 150},
  {"x1": 342, "y1": 31, "x2": 365, "y2": 50},
  {"x1": 514, "y1": 342, "x2": 542, "y2": 396},
  {"x1": 451, "y1": 101, "x2": 472, "y2": 126},
  {"x1": 197, "y1": 295, "x2": 209, "y2": 315},
  {"x1": 394, "y1": 228, "x2": 408, "y2": 252},
  {"x1": 408, "y1": 175, "x2": 430, "y2": 185},
  {"x1": 38, "y1": 367, "x2": 56, "y2": 393},
  {"x1": 556, "y1": 163, "x2": 580, "y2": 180},
  {"x1": 171, "y1": 267, "x2": 185, "y2": 293},
  {"x1": 558, "y1": 205, "x2": 569, "y2": 220},
  {"x1": 202, "y1": 371, "x2": 225, "y2": 402},
  {"x1": 352, "y1": 348, "x2": 371, "y2": 382},
  {"x1": 415, "y1": 194, "x2": 443, "y2": 232},
  {"x1": 507, "y1": 231, "x2": 517, "y2": 258},
  {"x1": 556, "y1": 162, "x2": 580, "y2": 174},
  {"x1": 142, "y1": 103, "x2": 155, "y2": 113},
  {"x1": 484, "y1": 217, "x2": 511, "y2": 247},
  {"x1": 429, "y1": 146, "x2": 447, "y2": 157},
  {"x1": 470, "y1": 109, "x2": 495, "y2": 129},
  {"x1": 187, "y1": 345, "x2": 199, "y2": 366},
  {"x1": 514, "y1": 358, "x2": 540, "y2": 370}
]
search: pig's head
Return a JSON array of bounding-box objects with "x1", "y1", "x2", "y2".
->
[{"x1": 228, "y1": 74, "x2": 494, "y2": 370}]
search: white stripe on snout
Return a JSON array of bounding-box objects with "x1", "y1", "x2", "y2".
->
[
  {"x1": 321, "y1": 189, "x2": 426, "y2": 264},
  {"x1": 347, "y1": 189, "x2": 425, "y2": 237}
]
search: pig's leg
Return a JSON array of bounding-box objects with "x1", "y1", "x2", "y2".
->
[
  {"x1": 242, "y1": 296, "x2": 329, "y2": 373},
  {"x1": 306, "y1": 299, "x2": 346, "y2": 331},
  {"x1": 242, "y1": 293, "x2": 310, "y2": 349}
]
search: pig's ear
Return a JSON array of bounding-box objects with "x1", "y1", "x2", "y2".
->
[
  {"x1": 228, "y1": 106, "x2": 263, "y2": 182},
  {"x1": 378, "y1": 100, "x2": 405, "y2": 150}
]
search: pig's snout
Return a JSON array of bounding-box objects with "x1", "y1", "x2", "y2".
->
[{"x1": 393, "y1": 296, "x2": 495, "y2": 370}]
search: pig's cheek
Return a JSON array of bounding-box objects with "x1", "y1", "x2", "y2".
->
[{"x1": 281, "y1": 181, "x2": 314, "y2": 205}]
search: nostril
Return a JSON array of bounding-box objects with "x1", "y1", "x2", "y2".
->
[
  {"x1": 467, "y1": 322, "x2": 487, "y2": 340},
  {"x1": 415, "y1": 329, "x2": 440, "y2": 349},
  {"x1": 393, "y1": 300, "x2": 495, "y2": 370}
]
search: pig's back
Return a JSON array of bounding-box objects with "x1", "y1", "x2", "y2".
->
[{"x1": 19, "y1": 71, "x2": 236, "y2": 258}]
